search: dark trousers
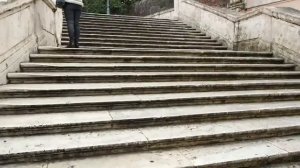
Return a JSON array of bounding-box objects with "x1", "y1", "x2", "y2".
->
[{"x1": 64, "y1": 3, "x2": 82, "y2": 47}]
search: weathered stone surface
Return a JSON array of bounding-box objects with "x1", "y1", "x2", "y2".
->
[
  {"x1": 1, "y1": 11, "x2": 300, "y2": 167},
  {"x1": 0, "y1": 0, "x2": 62, "y2": 84},
  {"x1": 167, "y1": 0, "x2": 300, "y2": 66},
  {"x1": 1, "y1": 135, "x2": 300, "y2": 167}
]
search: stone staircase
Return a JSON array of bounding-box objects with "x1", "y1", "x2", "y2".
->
[{"x1": 1, "y1": 13, "x2": 300, "y2": 167}]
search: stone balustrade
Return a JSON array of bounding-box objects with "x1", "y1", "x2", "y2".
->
[
  {"x1": 0, "y1": 0, "x2": 63, "y2": 84},
  {"x1": 171, "y1": 0, "x2": 300, "y2": 68}
]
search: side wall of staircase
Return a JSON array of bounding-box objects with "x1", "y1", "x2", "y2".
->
[
  {"x1": 0, "y1": 0, "x2": 63, "y2": 85},
  {"x1": 150, "y1": 0, "x2": 300, "y2": 67}
]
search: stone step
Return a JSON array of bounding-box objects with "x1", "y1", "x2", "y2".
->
[
  {"x1": 60, "y1": 41, "x2": 226, "y2": 50},
  {"x1": 262, "y1": 162, "x2": 300, "y2": 168},
  {"x1": 81, "y1": 13, "x2": 181, "y2": 23},
  {"x1": 0, "y1": 116, "x2": 299, "y2": 164},
  {"x1": 20, "y1": 63, "x2": 296, "y2": 72},
  {"x1": 62, "y1": 25, "x2": 200, "y2": 34},
  {"x1": 30, "y1": 55, "x2": 283, "y2": 64},
  {"x1": 8, "y1": 71, "x2": 300, "y2": 84},
  {"x1": 37, "y1": 47, "x2": 273, "y2": 57},
  {"x1": 61, "y1": 37, "x2": 221, "y2": 46},
  {"x1": 1, "y1": 80, "x2": 300, "y2": 98},
  {"x1": 77, "y1": 17, "x2": 187, "y2": 27},
  {"x1": 62, "y1": 27, "x2": 205, "y2": 36},
  {"x1": 80, "y1": 14, "x2": 182, "y2": 22},
  {"x1": 79, "y1": 16, "x2": 182, "y2": 26},
  {"x1": 61, "y1": 33, "x2": 217, "y2": 42},
  {"x1": 63, "y1": 21, "x2": 192, "y2": 30},
  {"x1": 62, "y1": 30, "x2": 210, "y2": 39},
  {"x1": 5, "y1": 135, "x2": 299, "y2": 167},
  {"x1": 1, "y1": 101, "x2": 300, "y2": 136},
  {"x1": 1, "y1": 89, "x2": 300, "y2": 114}
]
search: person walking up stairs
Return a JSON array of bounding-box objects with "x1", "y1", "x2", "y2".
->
[{"x1": 63, "y1": 0, "x2": 84, "y2": 48}]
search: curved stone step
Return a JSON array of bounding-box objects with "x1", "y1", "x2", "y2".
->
[
  {"x1": 80, "y1": 15, "x2": 183, "y2": 24},
  {"x1": 61, "y1": 33, "x2": 217, "y2": 42},
  {"x1": 60, "y1": 41, "x2": 226, "y2": 50},
  {"x1": 63, "y1": 27, "x2": 205, "y2": 36},
  {"x1": 81, "y1": 13, "x2": 181, "y2": 23},
  {"x1": 0, "y1": 116, "x2": 299, "y2": 164},
  {"x1": 37, "y1": 47, "x2": 273, "y2": 57},
  {"x1": 61, "y1": 37, "x2": 221, "y2": 46},
  {"x1": 20, "y1": 63, "x2": 296, "y2": 72},
  {"x1": 1, "y1": 101, "x2": 300, "y2": 136},
  {"x1": 8, "y1": 71, "x2": 300, "y2": 84},
  {"x1": 62, "y1": 25, "x2": 200, "y2": 34},
  {"x1": 62, "y1": 21, "x2": 192, "y2": 30},
  {"x1": 4, "y1": 136, "x2": 299, "y2": 168},
  {"x1": 76, "y1": 18, "x2": 187, "y2": 27},
  {"x1": 1, "y1": 89, "x2": 300, "y2": 114},
  {"x1": 31, "y1": 55, "x2": 280, "y2": 64},
  {"x1": 62, "y1": 30, "x2": 210, "y2": 39},
  {"x1": 1, "y1": 80, "x2": 300, "y2": 98}
]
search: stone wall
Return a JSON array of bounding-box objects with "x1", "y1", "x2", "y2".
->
[
  {"x1": 0, "y1": 0, "x2": 62, "y2": 84},
  {"x1": 197, "y1": 0, "x2": 229, "y2": 7},
  {"x1": 170, "y1": 0, "x2": 300, "y2": 67},
  {"x1": 245, "y1": 0, "x2": 300, "y2": 11}
]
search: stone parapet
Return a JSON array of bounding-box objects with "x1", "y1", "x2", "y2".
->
[
  {"x1": 166, "y1": 0, "x2": 300, "y2": 68},
  {"x1": 0, "y1": 0, "x2": 62, "y2": 84}
]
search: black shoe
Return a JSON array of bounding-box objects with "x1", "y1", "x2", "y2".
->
[
  {"x1": 66, "y1": 42, "x2": 74, "y2": 48},
  {"x1": 74, "y1": 43, "x2": 79, "y2": 48},
  {"x1": 74, "y1": 40, "x2": 79, "y2": 48}
]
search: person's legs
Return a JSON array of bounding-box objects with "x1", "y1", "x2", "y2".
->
[
  {"x1": 64, "y1": 3, "x2": 75, "y2": 48},
  {"x1": 74, "y1": 6, "x2": 82, "y2": 48}
]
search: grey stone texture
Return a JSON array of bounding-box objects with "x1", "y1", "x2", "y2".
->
[
  {"x1": 164, "y1": 0, "x2": 300, "y2": 68},
  {"x1": 0, "y1": 0, "x2": 62, "y2": 84},
  {"x1": 0, "y1": 9, "x2": 300, "y2": 168}
]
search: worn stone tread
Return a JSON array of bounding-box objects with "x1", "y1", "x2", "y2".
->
[
  {"x1": 1, "y1": 80, "x2": 300, "y2": 98},
  {"x1": 1, "y1": 89, "x2": 300, "y2": 115},
  {"x1": 60, "y1": 37, "x2": 221, "y2": 45},
  {"x1": 30, "y1": 55, "x2": 282, "y2": 64},
  {"x1": 63, "y1": 26, "x2": 199, "y2": 34},
  {"x1": 10, "y1": 71, "x2": 300, "y2": 77},
  {"x1": 62, "y1": 30, "x2": 210, "y2": 39},
  {"x1": 80, "y1": 15, "x2": 182, "y2": 22},
  {"x1": 20, "y1": 63, "x2": 295, "y2": 72},
  {"x1": 72, "y1": 18, "x2": 187, "y2": 26},
  {"x1": 37, "y1": 47, "x2": 273, "y2": 56},
  {"x1": 60, "y1": 41, "x2": 227, "y2": 50},
  {"x1": 1, "y1": 101, "x2": 300, "y2": 136},
  {"x1": 7, "y1": 71, "x2": 300, "y2": 84},
  {"x1": 31, "y1": 54, "x2": 274, "y2": 59},
  {"x1": 2, "y1": 80, "x2": 300, "y2": 91},
  {"x1": 0, "y1": 117, "x2": 300, "y2": 165},
  {"x1": 62, "y1": 21, "x2": 193, "y2": 30},
  {"x1": 81, "y1": 13, "x2": 182, "y2": 22},
  {"x1": 3, "y1": 135, "x2": 299, "y2": 168},
  {"x1": 65, "y1": 26, "x2": 203, "y2": 35},
  {"x1": 61, "y1": 33, "x2": 216, "y2": 42}
]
